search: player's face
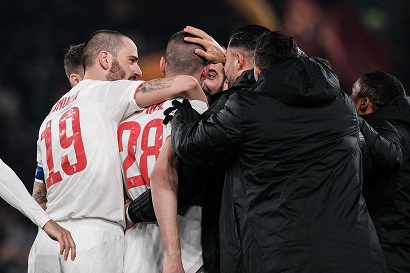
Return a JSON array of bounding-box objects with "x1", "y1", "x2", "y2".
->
[
  {"x1": 111, "y1": 37, "x2": 142, "y2": 81},
  {"x1": 106, "y1": 58, "x2": 127, "y2": 81},
  {"x1": 202, "y1": 63, "x2": 226, "y2": 97},
  {"x1": 224, "y1": 48, "x2": 237, "y2": 89}
]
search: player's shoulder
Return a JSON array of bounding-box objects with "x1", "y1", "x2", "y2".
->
[
  {"x1": 77, "y1": 79, "x2": 113, "y2": 91},
  {"x1": 108, "y1": 80, "x2": 144, "y2": 92}
]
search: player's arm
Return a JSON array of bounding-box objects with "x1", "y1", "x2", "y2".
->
[
  {"x1": 32, "y1": 164, "x2": 76, "y2": 260},
  {"x1": 0, "y1": 159, "x2": 76, "y2": 260},
  {"x1": 0, "y1": 159, "x2": 50, "y2": 227},
  {"x1": 135, "y1": 76, "x2": 208, "y2": 108},
  {"x1": 32, "y1": 181, "x2": 47, "y2": 210},
  {"x1": 32, "y1": 163, "x2": 47, "y2": 210},
  {"x1": 150, "y1": 138, "x2": 184, "y2": 273}
]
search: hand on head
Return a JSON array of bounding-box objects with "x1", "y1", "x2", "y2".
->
[{"x1": 183, "y1": 26, "x2": 226, "y2": 64}]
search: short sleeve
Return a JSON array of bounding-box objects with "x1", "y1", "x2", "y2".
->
[{"x1": 105, "y1": 80, "x2": 145, "y2": 123}]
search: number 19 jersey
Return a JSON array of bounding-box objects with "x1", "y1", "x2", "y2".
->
[{"x1": 36, "y1": 79, "x2": 143, "y2": 227}]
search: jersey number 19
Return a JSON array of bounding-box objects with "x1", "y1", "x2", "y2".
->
[{"x1": 40, "y1": 107, "x2": 87, "y2": 188}]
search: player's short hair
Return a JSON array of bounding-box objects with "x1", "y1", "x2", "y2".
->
[
  {"x1": 82, "y1": 30, "x2": 127, "y2": 69},
  {"x1": 228, "y1": 25, "x2": 270, "y2": 52},
  {"x1": 165, "y1": 31, "x2": 207, "y2": 76},
  {"x1": 358, "y1": 71, "x2": 405, "y2": 111},
  {"x1": 254, "y1": 31, "x2": 299, "y2": 70},
  {"x1": 63, "y1": 43, "x2": 84, "y2": 79}
]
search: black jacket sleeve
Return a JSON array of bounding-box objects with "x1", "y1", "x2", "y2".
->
[
  {"x1": 171, "y1": 93, "x2": 242, "y2": 165},
  {"x1": 358, "y1": 116, "x2": 402, "y2": 175}
]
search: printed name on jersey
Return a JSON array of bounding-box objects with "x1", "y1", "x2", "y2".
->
[
  {"x1": 51, "y1": 90, "x2": 80, "y2": 113},
  {"x1": 144, "y1": 102, "x2": 164, "y2": 114}
]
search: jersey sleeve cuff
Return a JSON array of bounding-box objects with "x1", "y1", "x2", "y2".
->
[{"x1": 133, "y1": 81, "x2": 145, "y2": 110}]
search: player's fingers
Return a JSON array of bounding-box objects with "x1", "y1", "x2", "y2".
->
[
  {"x1": 58, "y1": 234, "x2": 68, "y2": 260},
  {"x1": 192, "y1": 48, "x2": 206, "y2": 58},
  {"x1": 194, "y1": 49, "x2": 224, "y2": 64},
  {"x1": 184, "y1": 36, "x2": 208, "y2": 48},
  {"x1": 67, "y1": 232, "x2": 76, "y2": 261},
  {"x1": 184, "y1": 26, "x2": 211, "y2": 40},
  {"x1": 63, "y1": 234, "x2": 72, "y2": 261}
]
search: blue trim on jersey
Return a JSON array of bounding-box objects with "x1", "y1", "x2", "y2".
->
[{"x1": 35, "y1": 165, "x2": 44, "y2": 182}]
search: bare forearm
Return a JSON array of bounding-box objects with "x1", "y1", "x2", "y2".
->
[
  {"x1": 33, "y1": 181, "x2": 47, "y2": 210},
  {"x1": 151, "y1": 139, "x2": 181, "y2": 255},
  {"x1": 136, "y1": 76, "x2": 207, "y2": 108}
]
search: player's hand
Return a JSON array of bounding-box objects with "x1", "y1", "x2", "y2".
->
[
  {"x1": 162, "y1": 253, "x2": 185, "y2": 273},
  {"x1": 124, "y1": 198, "x2": 135, "y2": 230},
  {"x1": 183, "y1": 26, "x2": 226, "y2": 64},
  {"x1": 163, "y1": 99, "x2": 192, "y2": 125},
  {"x1": 43, "y1": 220, "x2": 76, "y2": 261}
]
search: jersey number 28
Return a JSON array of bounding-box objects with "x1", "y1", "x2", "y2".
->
[{"x1": 118, "y1": 118, "x2": 163, "y2": 189}]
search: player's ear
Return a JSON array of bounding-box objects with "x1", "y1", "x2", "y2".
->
[
  {"x1": 98, "y1": 51, "x2": 110, "y2": 70},
  {"x1": 159, "y1": 56, "x2": 166, "y2": 76},
  {"x1": 69, "y1": 74, "x2": 82, "y2": 87},
  {"x1": 237, "y1": 52, "x2": 245, "y2": 70},
  {"x1": 359, "y1": 97, "x2": 374, "y2": 114},
  {"x1": 201, "y1": 63, "x2": 210, "y2": 81}
]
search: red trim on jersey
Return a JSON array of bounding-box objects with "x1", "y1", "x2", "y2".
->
[
  {"x1": 133, "y1": 82, "x2": 144, "y2": 102},
  {"x1": 126, "y1": 175, "x2": 146, "y2": 189}
]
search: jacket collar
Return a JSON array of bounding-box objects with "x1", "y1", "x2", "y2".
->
[{"x1": 252, "y1": 57, "x2": 341, "y2": 106}]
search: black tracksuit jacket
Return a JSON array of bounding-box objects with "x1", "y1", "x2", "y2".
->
[
  {"x1": 171, "y1": 57, "x2": 387, "y2": 273},
  {"x1": 359, "y1": 93, "x2": 410, "y2": 273}
]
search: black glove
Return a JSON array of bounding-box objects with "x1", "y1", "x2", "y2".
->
[
  {"x1": 127, "y1": 189, "x2": 157, "y2": 223},
  {"x1": 163, "y1": 99, "x2": 192, "y2": 125}
]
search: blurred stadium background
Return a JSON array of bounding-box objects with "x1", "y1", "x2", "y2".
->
[{"x1": 0, "y1": 0, "x2": 409, "y2": 271}]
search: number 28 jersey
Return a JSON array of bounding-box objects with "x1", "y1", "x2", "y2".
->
[
  {"x1": 118, "y1": 99, "x2": 207, "y2": 273},
  {"x1": 36, "y1": 79, "x2": 143, "y2": 227},
  {"x1": 118, "y1": 99, "x2": 207, "y2": 199}
]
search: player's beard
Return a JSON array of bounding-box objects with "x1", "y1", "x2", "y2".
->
[{"x1": 106, "y1": 58, "x2": 126, "y2": 81}]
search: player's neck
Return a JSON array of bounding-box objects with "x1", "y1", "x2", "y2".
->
[{"x1": 83, "y1": 67, "x2": 107, "y2": 81}]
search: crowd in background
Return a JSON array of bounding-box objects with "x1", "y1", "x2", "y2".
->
[{"x1": 0, "y1": 0, "x2": 409, "y2": 272}]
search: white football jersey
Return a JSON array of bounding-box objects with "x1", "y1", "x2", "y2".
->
[
  {"x1": 36, "y1": 79, "x2": 143, "y2": 227},
  {"x1": 119, "y1": 98, "x2": 207, "y2": 272}
]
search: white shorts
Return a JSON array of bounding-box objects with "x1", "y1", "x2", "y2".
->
[
  {"x1": 123, "y1": 205, "x2": 203, "y2": 273},
  {"x1": 28, "y1": 218, "x2": 124, "y2": 273}
]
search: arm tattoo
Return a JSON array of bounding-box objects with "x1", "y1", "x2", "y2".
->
[
  {"x1": 139, "y1": 78, "x2": 174, "y2": 93},
  {"x1": 33, "y1": 188, "x2": 47, "y2": 205}
]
